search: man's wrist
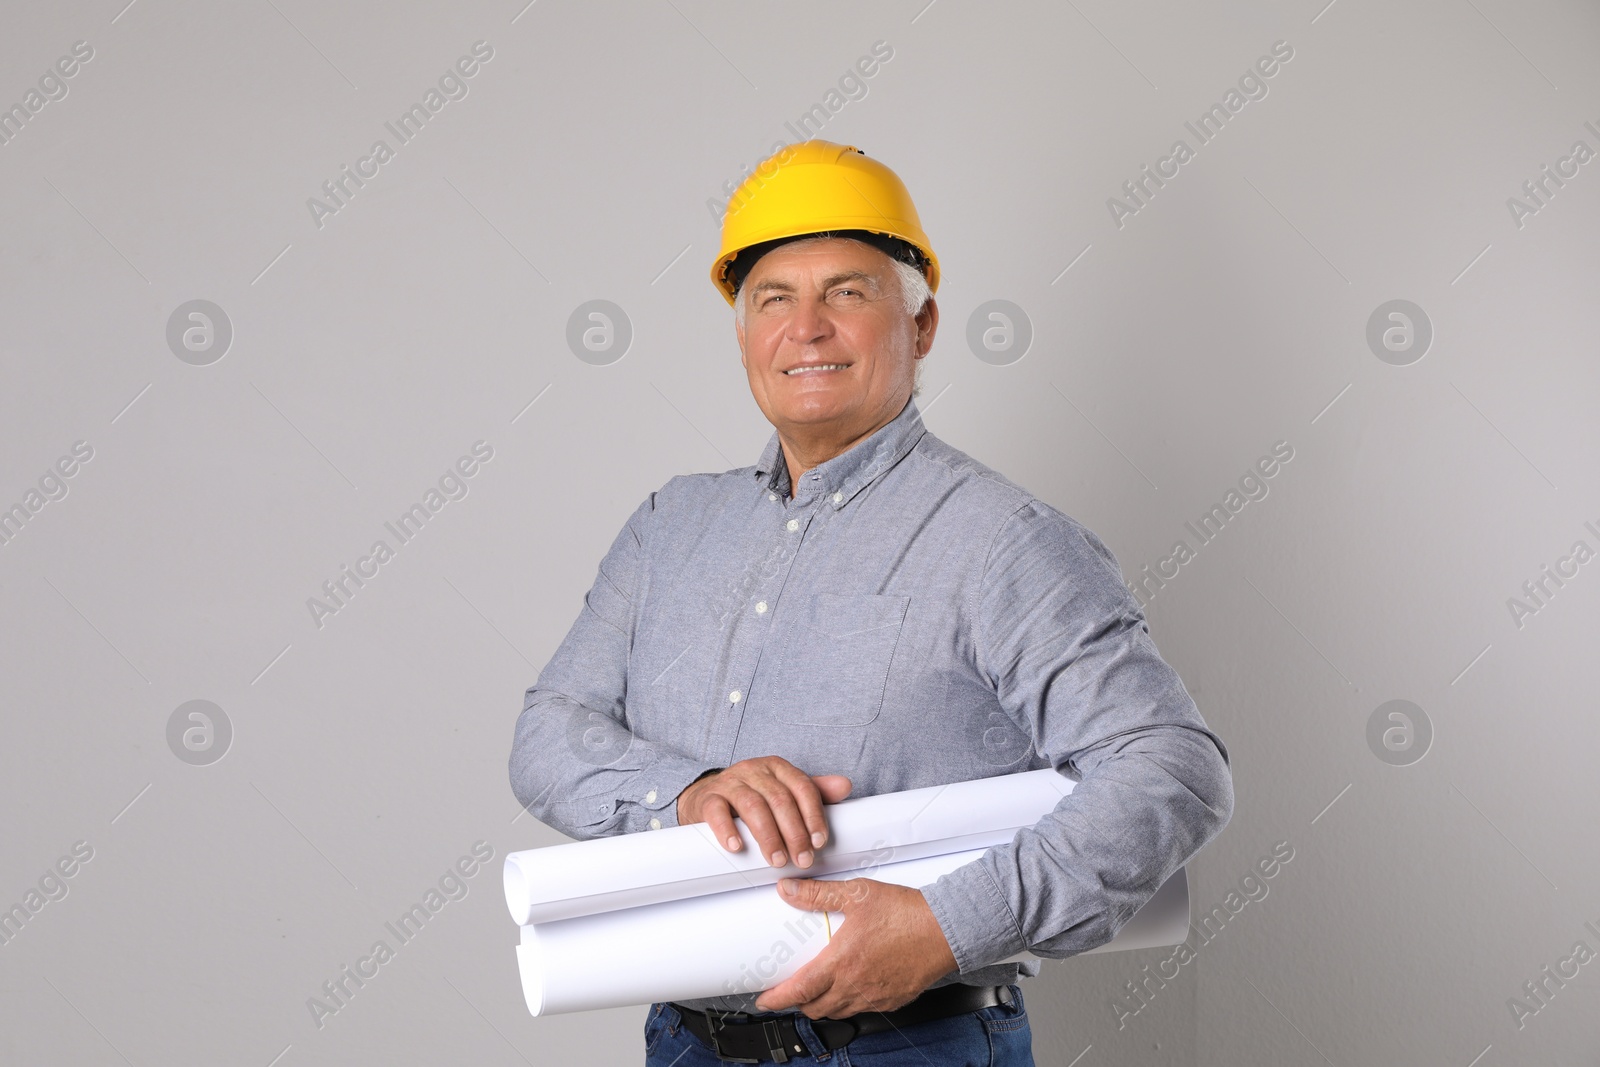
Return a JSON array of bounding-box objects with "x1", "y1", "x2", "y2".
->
[
  {"x1": 675, "y1": 767, "x2": 724, "y2": 822},
  {"x1": 634, "y1": 757, "x2": 725, "y2": 831}
]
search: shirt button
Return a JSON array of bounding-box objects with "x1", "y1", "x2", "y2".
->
[
  {"x1": 650, "y1": 818, "x2": 662, "y2": 830},
  {"x1": 833, "y1": 492, "x2": 842, "y2": 503},
  {"x1": 769, "y1": 493, "x2": 776, "y2": 501},
  {"x1": 730, "y1": 690, "x2": 742, "y2": 703},
  {"x1": 645, "y1": 790, "x2": 657, "y2": 803},
  {"x1": 756, "y1": 601, "x2": 768, "y2": 614},
  {"x1": 787, "y1": 519, "x2": 799, "y2": 532}
]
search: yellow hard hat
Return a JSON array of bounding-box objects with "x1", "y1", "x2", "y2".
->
[{"x1": 710, "y1": 140, "x2": 940, "y2": 306}]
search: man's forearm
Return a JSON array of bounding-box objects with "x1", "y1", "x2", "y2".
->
[
  {"x1": 920, "y1": 725, "x2": 1233, "y2": 973},
  {"x1": 509, "y1": 689, "x2": 723, "y2": 839}
]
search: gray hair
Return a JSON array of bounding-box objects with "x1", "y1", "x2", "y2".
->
[{"x1": 732, "y1": 236, "x2": 933, "y2": 397}]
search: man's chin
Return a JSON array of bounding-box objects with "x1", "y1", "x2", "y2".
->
[{"x1": 774, "y1": 399, "x2": 856, "y2": 429}]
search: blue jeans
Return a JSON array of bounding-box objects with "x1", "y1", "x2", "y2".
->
[{"x1": 643, "y1": 985, "x2": 1034, "y2": 1066}]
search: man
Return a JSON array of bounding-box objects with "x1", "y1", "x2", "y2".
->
[{"x1": 509, "y1": 140, "x2": 1233, "y2": 1065}]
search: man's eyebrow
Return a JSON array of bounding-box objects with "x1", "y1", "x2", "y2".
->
[
  {"x1": 748, "y1": 270, "x2": 880, "y2": 298},
  {"x1": 819, "y1": 270, "x2": 879, "y2": 291}
]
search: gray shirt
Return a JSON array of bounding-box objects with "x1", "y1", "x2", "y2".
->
[{"x1": 509, "y1": 396, "x2": 1233, "y2": 1013}]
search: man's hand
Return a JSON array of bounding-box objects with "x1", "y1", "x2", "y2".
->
[
  {"x1": 754, "y1": 876, "x2": 958, "y2": 1018},
  {"x1": 675, "y1": 756, "x2": 852, "y2": 869}
]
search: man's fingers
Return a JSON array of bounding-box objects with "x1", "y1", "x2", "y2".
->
[
  {"x1": 771, "y1": 764, "x2": 831, "y2": 858},
  {"x1": 726, "y1": 784, "x2": 789, "y2": 866},
  {"x1": 759, "y1": 768, "x2": 819, "y2": 867},
  {"x1": 754, "y1": 954, "x2": 834, "y2": 1014},
  {"x1": 688, "y1": 760, "x2": 852, "y2": 868},
  {"x1": 700, "y1": 795, "x2": 742, "y2": 852}
]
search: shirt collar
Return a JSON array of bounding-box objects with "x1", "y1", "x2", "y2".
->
[{"x1": 753, "y1": 397, "x2": 927, "y2": 509}]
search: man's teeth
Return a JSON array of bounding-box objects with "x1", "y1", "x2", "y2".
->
[{"x1": 785, "y1": 364, "x2": 849, "y2": 375}]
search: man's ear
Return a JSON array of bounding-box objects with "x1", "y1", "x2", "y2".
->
[
  {"x1": 914, "y1": 297, "x2": 939, "y2": 356},
  {"x1": 735, "y1": 316, "x2": 747, "y2": 369}
]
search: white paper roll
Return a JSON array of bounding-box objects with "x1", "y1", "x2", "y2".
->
[
  {"x1": 514, "y1": 852, "x2": 1191, "y2": 1015},
  {"x1": 515, "y1": 849, "x2": 990, "y2": 1016},
  {"x1": 505, "y1": 768, "x2": 1077, "y2": 925},
  {"x1": 508, "y1": 768, "x2": 1194, "y2": 1015}
]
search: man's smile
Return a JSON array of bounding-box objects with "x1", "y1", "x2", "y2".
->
[{"x1": 783, "y1": 363, "x2": 851, "y2": 376}]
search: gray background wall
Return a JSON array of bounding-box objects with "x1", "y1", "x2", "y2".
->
[{"x1": 2, "y1": 1, "x2": 1596, "y2": 1064}]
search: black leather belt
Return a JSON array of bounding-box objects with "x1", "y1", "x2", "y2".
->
[{"x1": 673, "y1": 983, "x2": 1012, "y2": 1062}]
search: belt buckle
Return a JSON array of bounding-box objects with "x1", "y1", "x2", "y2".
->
[{"x1": 704, "y1": 1009, "x2": 763, "y2": 1064}]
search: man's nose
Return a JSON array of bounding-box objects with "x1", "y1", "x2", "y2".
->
[{"x1": 782, "y1": 296, "x2": 831, "y2": 347}]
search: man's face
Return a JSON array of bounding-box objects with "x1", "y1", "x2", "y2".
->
[{"x1": 735, "y1": 237, "x2": 936, "y2": 444}]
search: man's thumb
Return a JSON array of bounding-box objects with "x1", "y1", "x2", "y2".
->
[
  {"x1": 778, "y1": 877, "x2": 843, "y2": 911},
  {"x1": 814, "y1": 774, "x2": 853, "y2": 804}
]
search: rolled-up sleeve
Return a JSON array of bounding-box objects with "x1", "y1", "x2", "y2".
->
[
  {"x1": 919, "y1": 500, "x2": 1234, "y2": 974},
  {"x1": 509, "y1": 491, "x2": 722, "y2": 839}
]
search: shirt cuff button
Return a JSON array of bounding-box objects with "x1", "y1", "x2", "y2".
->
[
  {"x1": 650, "y1": 818, "x2": 662, "y2": 830},
  {"x1": 645, "y1": 790, "x2": 658, "y2": 803}
]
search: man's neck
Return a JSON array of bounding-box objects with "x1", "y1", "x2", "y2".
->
[{"x1": 778, "y1": 413, "x2": 895, "y2": 498}]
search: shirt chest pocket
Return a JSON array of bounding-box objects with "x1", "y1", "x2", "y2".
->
[{"x1": 765, "y1": 593, "x2": 910, "y2": 726}]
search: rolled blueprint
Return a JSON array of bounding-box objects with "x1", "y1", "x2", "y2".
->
[
  {"x1": 505, "y1": 768, "x2": 1078, "y2": 925},
  {"x1": 508, "y1": 769, "x2": 1191, "y2": 1014},
  {"x1": 517, "y1": 848, "x2": 998, "y2": 1015},
  {"x1": 515, "y1": 851, "x2": 1190, "y2": 1016}
]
